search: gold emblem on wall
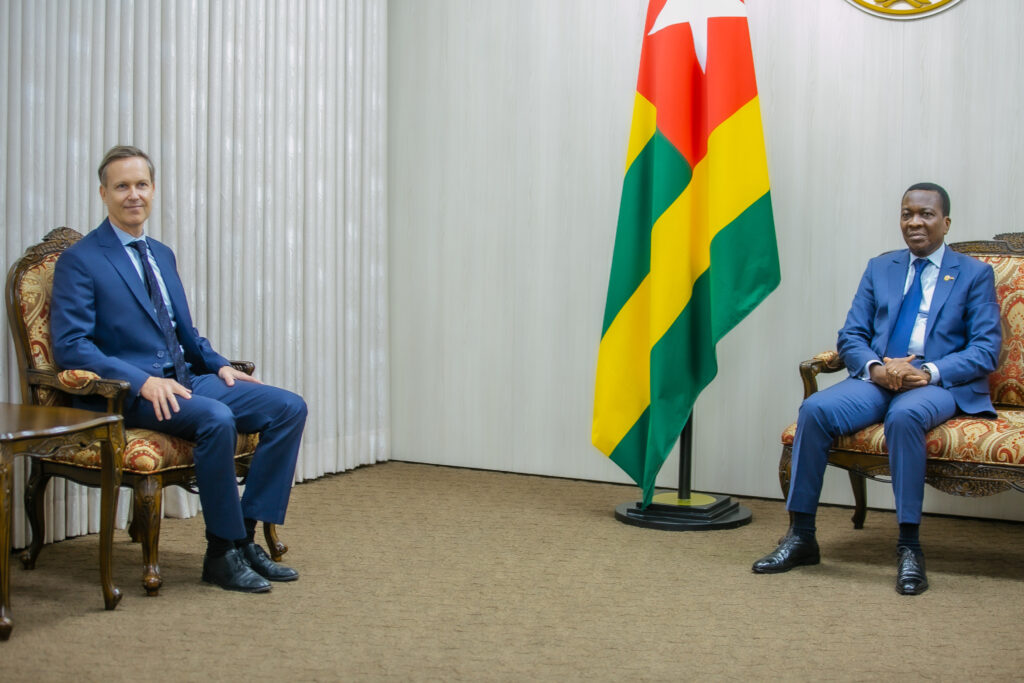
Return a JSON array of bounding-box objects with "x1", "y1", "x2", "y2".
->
[{"x1": 844, "y1": 0, "x2": 965, "y2": 20}]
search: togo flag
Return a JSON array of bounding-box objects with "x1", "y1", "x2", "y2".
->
[{"x1": 592, "y1": 0, "x2": 780, "y2": 507}]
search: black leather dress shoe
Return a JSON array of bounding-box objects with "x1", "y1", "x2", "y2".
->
[
  {"x1": 240, "y1": 542, "x2": 299, "y2": 582},
  {"x1": 202, "y1": 548, "x2": 272, "y2": 593},
  {"x1": 752, "y1": 532, "x2": 820, "y2": 574},
  {"x1": 896, "y1": 547, "x2": 928, "y2": 595}
]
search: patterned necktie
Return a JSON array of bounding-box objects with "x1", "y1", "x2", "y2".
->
[
  {"x1": 128, "y1": 240, "x2": 192, "y2": 389},
  {"x1": 885, "y1": 258, "x2": 929, "y2": 358}
]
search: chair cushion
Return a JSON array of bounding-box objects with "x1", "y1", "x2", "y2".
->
[
  {"x1": 44, "y1": 430, "x2": 260, "y2": 473},
  {"x1": 781, "y1": 409, "x2": 1024, "y2": 466}
]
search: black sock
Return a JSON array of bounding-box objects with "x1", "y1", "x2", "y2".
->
[
  {"x1": 898, "y1": 523, "x2": 922, "y2": 553},
  {"x1": 790, "y1": 512, "x2": 817, "y2": 541},
  {"x1": 234, "y1": 518, "x2": 258, "y2": 548},
  {"x1": 205, "y1": 530, "x2": 236, "y2": 558}
]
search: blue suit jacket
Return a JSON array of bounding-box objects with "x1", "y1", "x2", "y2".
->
[
  {"x1": 51, "y1": 219, "x2": 230, "y2": 397},
  {"x1": 836, "y1": 246, "x2": 1002, "y2": 417}
]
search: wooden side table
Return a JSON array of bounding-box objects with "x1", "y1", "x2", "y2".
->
[{"x1": 0, "y1": 403, "x2": 125, "y2": 641}]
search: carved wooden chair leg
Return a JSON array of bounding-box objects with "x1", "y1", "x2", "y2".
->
[
  {"x1": 848, "y1": 470, "x2": 867, "y2": 529},
  {"x1": 128, "y1": 508, "x2": 142, "y2": 543},
  {"x1": 264, "y1": 522, "x2": 287, "y2": 562},
  {"x1": 99, "y1": 439, "x2": 123, "y2": 610},
  {"x1": 134, "y1": 477, "x2": 164, "y2": 596},
  {"x1": 778, "y1": 446, "x2": 793, "y2": 499},
  {"x1": 1, "y1": 457, "x2": 13, "y2": 641},
  {"x1": 19, "y1": 460, "x2": 51, "y2": 570}
]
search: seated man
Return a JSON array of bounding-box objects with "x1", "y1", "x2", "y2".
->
[
  {"x1": 752, "y1": 182, "x2": 1001, "y2": 595},
  {"x1": 51, "y1": 145, "x2": 308, "y2": 593}
]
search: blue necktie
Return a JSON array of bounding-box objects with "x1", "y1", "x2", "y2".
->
[
  {"x1": 885, "y1": 258, "x2": 928, "y2": 358},
  {"x1": 129, "y1": 240, "x2": 192, "y2": 389}
]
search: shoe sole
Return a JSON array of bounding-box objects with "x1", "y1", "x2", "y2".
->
[
  {"x1": 896, "y1": 581, "x2": 929, "y2": 596},
  {"x1": 263, "y1": 574, "x2": 299, "y2": 582},
  {"x1": 201, "y1": 575, "x2": 272, "y2": 593},
  {"x1": 752, "y1": 555, "x2": 821, "y2": 574}
]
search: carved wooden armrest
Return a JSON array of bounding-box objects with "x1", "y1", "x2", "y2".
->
[
  {"x1": 229, "y1": 360, "x2": 256, "y2": 376},
  {"x1": 26, "y1": 368, "x2": 132, "y2": 413},
  {"x1": 798, "y1": 350, "x2": 846, "y2": 398}
]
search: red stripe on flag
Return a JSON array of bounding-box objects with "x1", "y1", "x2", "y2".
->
[
  {"x1": 705, "y1": 19, "x2": 758, "y2": 134},
  {"x1": 636, "y1": 23, "x2": 703, "y2": 165},
  {"x1": 634, "y1": 4, "x2": 758, "y2": 169}
]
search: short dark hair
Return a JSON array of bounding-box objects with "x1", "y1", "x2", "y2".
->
[
  {"x1": 98, "y1": 145, "x2": 155, "y2": 185},
  {"x1": 905, "y1": 182, "x2": 950, "y2": 217}
]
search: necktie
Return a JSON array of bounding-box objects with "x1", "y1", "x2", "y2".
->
[
  {"x1": 885, "y1": 258, "x2": 929, "y2": 358},
  {"x1": 128, "y1": 240, "x2": 192, "y2": 389}
]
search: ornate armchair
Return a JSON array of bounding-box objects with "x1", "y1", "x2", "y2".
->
[
  {"x1": 5, "y1": 228, "x2": 287, "y2": 596},
  {"x1": 779, "y1": 233, "x2": 1024, "y2": 527}
]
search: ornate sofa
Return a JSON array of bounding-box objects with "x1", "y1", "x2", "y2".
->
[
  {"x1": 779, "y1": 233, "x2": 1024, "y2": 527},
  {"x1": 6, "y1": 227, "x2": 287, "y2": 595}
]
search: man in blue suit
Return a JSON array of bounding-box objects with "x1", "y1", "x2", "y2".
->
[
  {"x1": 51, "y1": 145, "x2": 308, "y2": 593},
  {"x1": 752, "y1": 183, "x2": 1001, "y2": 595}
]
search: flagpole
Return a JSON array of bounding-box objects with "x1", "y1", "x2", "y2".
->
[
  {"x1": 614, "y1": 411, "x2": 753, "y2": 531},
  {"x1": 678, "y1": 416, "x2": 692, "y2": 500}
]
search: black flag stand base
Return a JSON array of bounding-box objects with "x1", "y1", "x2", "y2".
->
[
  {"x1": 614, "y1": 414, "x2": 752, "y2": 531},
  {"x1": 614, "y1": 491, "x2": 752, "y2": 531}
]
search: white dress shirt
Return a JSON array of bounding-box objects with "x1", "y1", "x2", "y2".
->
[{"x1": 110, "y1": 224, "x2": 179, "y2": 327}]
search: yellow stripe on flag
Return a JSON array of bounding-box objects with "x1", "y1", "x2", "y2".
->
[
  {"x1": 624, "y1": 93, "x2": 657, "y2": 172},
  {"x1": 592, "y1": 275, "x2": 652, "y2": 454},
  {"x1": 650, "y1": 97, "x2": 771, "y2": 339},
  {"x1": 593, "y1": 97, "x2": 771, "y2": 454}
]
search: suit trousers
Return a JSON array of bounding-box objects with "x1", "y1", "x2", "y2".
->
[
  {"x1": 122, "y1": 373, "x2": 307, "y2": 540},
  {"x1": 786, "y1": 377, "x2": 956, "y2": 524}
]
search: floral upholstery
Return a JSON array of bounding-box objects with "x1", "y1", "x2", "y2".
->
[
  {"x1": 57, "y1": 369, "x2": 102, "y2": 389},
  {"x1": 18, "y1": 254, "x2": 61, "y2": 405},
  {"x1": 44, "y1": 430, "x2": 260, "y2": 472},
  {"x1": 986, "y1": 255, "x2": 1024, "y2": 406},
  {"x1": 781, "y1": 410, "x2": 1024, "y2": 465},
  {"x1": 781, "y1": 253, "x2": 1024, "y2": 467},
  {"x1": 17, "y1": 237, "x2": 260, "y2": 474}
]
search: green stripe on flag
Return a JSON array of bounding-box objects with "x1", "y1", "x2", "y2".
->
[
  {"x1": 709, "y1": 193, "x2": 780, "y2": 340},
  {"x1": 641, "y1": 269, "x2": 717, "y2": 499},
  {"x1": 603, "y1": 270, "x2": 716, "y2": 503},
  {"x1": 602, "y1": 130, "x2": 692, "y2": 335},
  {"x1": 608, "y1": 406, "x2": 651, "y2": 485}
]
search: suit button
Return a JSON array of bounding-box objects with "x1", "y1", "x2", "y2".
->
[
  {"x1": 152, "y1": 363, "x2": 161, "y2": 368},
  {"x1": 157, "y1": 350, "x2": 165, "y2": 358}
]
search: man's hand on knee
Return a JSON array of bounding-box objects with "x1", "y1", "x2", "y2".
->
[
  {"x1": 218, "y1": 365, "x2": 263, "y2": 387},
  {"x1": 140, "y1": 376, "x2": 192, "y2": 421}
]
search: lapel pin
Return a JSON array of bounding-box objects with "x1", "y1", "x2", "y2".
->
[{"x1": 944, "y1": 275, "x2": 955, "y2": 281}]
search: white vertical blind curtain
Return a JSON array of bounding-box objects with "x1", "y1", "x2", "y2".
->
[{"x1": 0, "y1": 0, "x2": 389, "y2": 549}]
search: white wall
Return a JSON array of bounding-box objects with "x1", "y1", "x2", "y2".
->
[{"x1": 389, "y1": 0, "x2": 1024, "y2": 520}]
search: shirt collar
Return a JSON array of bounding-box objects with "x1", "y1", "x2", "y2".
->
[
  {"x1": 913, "y1": 243, "x2": 944, "y2": 270},
  {"x1": 110, "y1": 222, "x2": 148, "y2": 247}
]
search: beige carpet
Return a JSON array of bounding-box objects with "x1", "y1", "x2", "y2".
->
[{"x1": 2, "y1": 461, "x2": 1024, "y2": 681}]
